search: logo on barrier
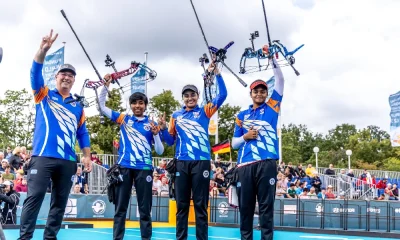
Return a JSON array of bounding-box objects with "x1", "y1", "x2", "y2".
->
[
  {"x1": 395, "y1": 208, "x2": 400, "y2": 214},
  {"x1": 203, "y1": 170, "x2": 209, "y2": 178},
  {"x1": 283, "y1": 205, "x2": 297, "y2": 215},
  {"x1": 367, "y1": 207, "x2": 381, "y2": 214},
  {"x1": 92, "y1": 200, "x2": 106, "y2": 215},
  {"x1": 315, "y1": 203, "x2": 323, "y2": 217},
  {"x1": 64, "y1": 198, "x2": 77, "y2": 218},
  {"x1": 218, "y1": 202, "x2": 229, "y2": 217},
  {"x1": 332, "y1": 207, "x2": 355, "y2": 213}
]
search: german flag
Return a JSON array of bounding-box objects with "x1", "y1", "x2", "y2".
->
[{"x1": 211, "y1": 140, "x2": 231, "y2": 154}]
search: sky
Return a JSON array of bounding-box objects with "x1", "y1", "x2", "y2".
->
[{"x1": 0, "y1": 0, "x2": 400, "y2": 135}]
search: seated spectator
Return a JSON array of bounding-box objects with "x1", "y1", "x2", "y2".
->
[
  {"x1": 284, "y1": 168, "x2": 293, "y2": 182},
  {"x1": 337, "y1": 192, "x2": 346, "y2": 200},
  {"x1": 8, "y1": 147, "x2": 23, "y2": 172},
  {"x1": 72, "y1": 167, "x2": 87, "y2": 193},
  {"x1": 377, "y1": 194, "x2": 385, "y2": 200},
  {"x1": 159, "y1": 177, "x2": 169, "y2": 196},
  {"x1": 90, "y1": 151, "x2": 102, "y2": 165},
  {"x1": 311, "y1": 173, "x2": 322, "y2": 193},
  {"x1": 287, "y1": 183, "x2": 297, "y2": 198},
  {"x1": 276, "y1": 173, "x2": 288, "y2": 199},
  {"x1": 305, "y1": 164, "x2": 316, "y2": 178},
  {"x1": 278, "y1": 162, "x2": 285, "y2": 174},
  {"x1": 317, "y1": 187, "x2": 327, "y2": 199},
  {"x1": 155, "y1": 159, "x2": 166, "y2": 176},
  {"x1": 392, "y1": 183, "x2": 399, "y2": 200},
  {"x1": 296, "y1": 182, "x2": 307, "y2": 195},
  {"x1": 215, "y1": 173, "x2": 226, "y2": 195},
  {"x1": 384, "y1": 183, "x2": 395, "y2": 200},
  {"x1": 209, "y1": 179, "x2": 219, "y2": 197},
  {"x1": 324, "y1": 164, "x2": 335, "y2": 176},
  {"x1": 285, "y1": 162, "x2": 296, "y2": 176},
  {"x1": 1, "y1": 166, "x2": 14, "y2": 181},
  {"x1": 152, "y1": 173, "x2": 162, "y2": 195},
  {"x1": 13, "y1": 170, "x2": 24, "y2": 186},
  {"x1": 295, "y1": 164, "x2": 306, "y2": 178},
  {"x1": 307, "y1": 187, "x2": 318, "y2": 199},
  {"x1": 15, "y1": 176, "x2": 28, "y2": 193},
  {"x1": 325, "y1": 185, "x2": 336, "y2": 199},
  {"x1": 299, "y1": 188, "x2": 310, "y2": 199},
  {"x1": 72, "y1": 184, "x2": 81, "y2": 194},
  {"x1": 5, "y1": 147, "x2": 12, "y2": 160},
  {"x1": 214, "y1": 157, "x2": 231, "y2": 172}
]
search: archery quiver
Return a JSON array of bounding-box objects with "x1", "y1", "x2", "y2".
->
[{"x1": 104, "y1": 164, "x2": 123, "y2": 204}]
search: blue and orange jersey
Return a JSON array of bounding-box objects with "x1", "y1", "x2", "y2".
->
[
  {"x1": 99, "y1": 87, "x2": 163, "y2": 170},
  {"x1": 30, "y1": 61, "x2": 90, "y2": 161},
  {"x1": 161, "y1": 74, "x2": 227, "y2": 161},
  {"x1": 233, "y1": 90, "x2": 282, "y2": 165}
]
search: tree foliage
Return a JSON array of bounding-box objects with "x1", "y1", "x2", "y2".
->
[{"x1": 0, "y1": 89, "x2": 35, "y2": 149}]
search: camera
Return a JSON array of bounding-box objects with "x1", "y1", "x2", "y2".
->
[
  {"x1": 199, "y1": 53, "x2": 209, "y2": 64},
  {"x1": 250, "y1": 31, "x2": 259, "y2": 40},
  {"x1": 254, "y1": 31, "x2": 259, "y2": 37}
]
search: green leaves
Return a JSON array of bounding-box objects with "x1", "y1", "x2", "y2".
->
[
  {"x1": 148, "y1": 90, "x2": 180, "y2": 121},
  {"x1": 0, "y1": 89, "x2": 35, "y2": 148}
]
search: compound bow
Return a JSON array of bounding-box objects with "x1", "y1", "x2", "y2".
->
[
  {"x1": 239, "y1": 0, "x2": 304, "y2": 76},
  {"x1": 190, "y1": 0, "x2": 247, "y2": 104}
]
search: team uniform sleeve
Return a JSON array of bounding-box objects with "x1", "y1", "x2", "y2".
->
[
  {"x1": 99, "y1": 86, "x2": 126, "y2": 124},
  {"x1": 203, "y1": 74, "x2": 228, "y2": 118},
  {"x1": 31, "y1": 60, "x2": 49, "y2": 104},
  {"x1": 76, "y1": 110, "x2": 90, "y2": 149},
  {"x1": 161, "y1": 116, "x2": 176, "y2": 146},
  {"x1": 232, "y1": 112, "x2": 245, "y2": 149},
  {"x1": 266, "y1": 58, "x2": 284, "y2": 113}
]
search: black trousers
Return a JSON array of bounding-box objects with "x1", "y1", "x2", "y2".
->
[
  {"x1": 113, "y1": 168, "x2": 153, "y2": 240},
  {"x1": 175, "y1": 160, "x2": 210, "y2": 240},
  {"x1": 237, "y1": 160, "x2": 277, "y2": 240},
  {"x1": 19, "y1": 156, "x2": 77, "y2": 240}
]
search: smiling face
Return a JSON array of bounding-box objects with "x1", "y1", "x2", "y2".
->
[
  {"x1": 131, "y1": 100, "x2": 146, "y2": 117},
  {"x1": 183, "y1": 90, "x2": 199, "y2": 109},
  {"x1": 56, "y1": 70, "x2": 75, "y2": 93},
  {"x1": 251, "y1": 86, "x2": 268, "y2": 106}
]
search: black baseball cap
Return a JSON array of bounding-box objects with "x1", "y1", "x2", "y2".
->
[
  {"x1": 57, "y1": 64, "x2": 76, "y2": 75},
  {"x1": 182, "y1": 84, "x2": 199, "y2": 95}
]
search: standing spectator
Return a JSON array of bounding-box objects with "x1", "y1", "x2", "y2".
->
[
  {"x1": 8, "y1": 147, "x2": 23, "y2": 172},
  {"x1": 90, "y1": 151, "x2": 102, "y2": 165},
  {"x1": 347, "y1": 169, "x2": 355, "y2": 178},
  {"x1": 285, "y1": 162, "x2": 296, "y2": 176},
  {"x1": 376, "y1": 178, "x2": 387, "y2": 189},
  {"x1": 20, "y1": 146, "x2": 28, "y2": 162},
  {"x1": 324, "y1": 164, "x2": 335, "y2": 176},
  {"x1": 5, "y1": 147, "x2": 12, "y2": 160}
]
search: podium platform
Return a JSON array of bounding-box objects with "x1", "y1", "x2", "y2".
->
[{"x1": 2, "y1": 219, "x2": 93, "y2": 230}]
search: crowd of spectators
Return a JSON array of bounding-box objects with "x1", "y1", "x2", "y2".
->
[{"x1": 0, "y1": 146, "x2": 30, "y2": 193}]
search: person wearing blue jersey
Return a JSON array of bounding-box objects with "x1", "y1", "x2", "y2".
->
[
  {"x1": 232, "y1": 45, "x2": 284, "y2": 240},
  {"x1": 159, "y1": 63, "x2": 227, "y2": 240},
  {"x1": 100, "y1": 74, "x2": 164, "y2": 240},
  {"x1": 19, "y1": 30, "x2": 92, "y2": 240}
]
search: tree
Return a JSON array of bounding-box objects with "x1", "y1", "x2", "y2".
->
[
  {"x1": 326, "y1": 124, "x2": 357, "y2": 150},
  {"x1": 148, "y1": 90, "x2": 180, "y2": 121},
  {"x1": 86, "y1": 89, "x2": 125, "y2": 154},
  {"x1": 0, "y1": 89, "x2": 35, "y2": 148}
]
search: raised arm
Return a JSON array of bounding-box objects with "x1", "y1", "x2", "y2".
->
[
  {"x1": 271, "y1": 57, "x2": 284, "y2": 96},
  {"x1": 99, "y1": 75, "x2": 125, "y2": 123},
  {"x1": 158, "y1": 113, "x2": 176, "y2": 146},
  {"x1": 32, "y1": 30, "x2": 58, "y2": 103},
  {"x1": 203, "y1": 65, "x2": 228, "y2": 118}
]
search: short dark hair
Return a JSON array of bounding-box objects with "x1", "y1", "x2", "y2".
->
[{"x1": 129, "y1": 92, "x2": 148, "y2": 105}]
